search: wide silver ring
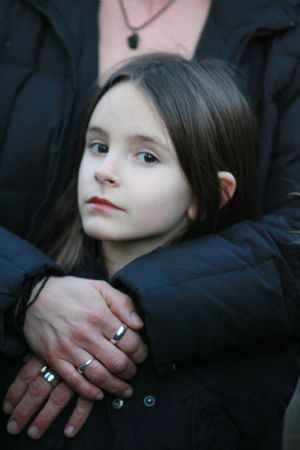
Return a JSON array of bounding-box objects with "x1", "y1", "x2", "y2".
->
[
  {"x1": 40, "y1": 366, "x2": 60, "y2": 387},
  {"x1": 78, "y1": 358, "x2": 95, "y2": 374},
  {"x1": 110, "y1": 324, "x2": 128, "y2": 345}
]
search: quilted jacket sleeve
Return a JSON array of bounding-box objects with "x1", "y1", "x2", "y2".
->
[
  {"x1": 113, "y1": 216, "x2": 300, "y2": 373},
  {"x1": 0, "y1": 227, "x2": 63, "y2": 357},
  {"x1": 112, "y1": 38, "x2": 300, "y2": 374}
]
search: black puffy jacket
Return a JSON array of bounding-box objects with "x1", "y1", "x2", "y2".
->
[
  {"x1": 0, "y1": 0, "x2": 300, "y2": 372},
  {"x1": 12, "y1": 345, "x2": 299, "y2": 450}
]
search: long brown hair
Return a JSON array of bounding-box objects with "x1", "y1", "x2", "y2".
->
[{"x1": 43, "y1": 53, "x2": 256, "y2": 271}]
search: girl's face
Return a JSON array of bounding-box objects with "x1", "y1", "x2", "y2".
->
[{"x1": 78, "y1": 82, "x2": 195, "y2": 263}]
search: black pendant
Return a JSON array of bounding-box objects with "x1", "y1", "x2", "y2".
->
[{"x1": 128, "y1": 33, "x2": 139, "y2": 49}]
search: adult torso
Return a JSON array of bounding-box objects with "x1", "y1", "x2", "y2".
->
[
  {"x1": 0, "y1": 0, "x2": 297, "y2": 239},
  {"x1": 99, "y1": 0, "x2": 211, "y2": 79}
]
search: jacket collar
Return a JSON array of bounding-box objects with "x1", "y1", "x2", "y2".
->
[
  {"x1": 24, "y1": 0, "x2": 99, "y2": 85},
  {"x1": 23, "y1": 0, "x2": 98, "y2": 57}
]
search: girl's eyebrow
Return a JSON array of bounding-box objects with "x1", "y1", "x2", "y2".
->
[
  {"x1": 87, "y1": 125, "x2": 107, "y2": 135},
  {"x1": 134, "y1": 133, "x2": 171, "y2": 152}
]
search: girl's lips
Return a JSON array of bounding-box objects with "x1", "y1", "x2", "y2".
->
[{"x1": 87, "y1": 196, "x2": 123, "y2": 211}]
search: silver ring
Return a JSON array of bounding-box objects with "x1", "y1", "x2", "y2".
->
[
  {"x1": 40, "y1": 366, "x2": 60, "y2": 387},
  {"x1": 78, "y1": 358, "x2": 95, "y2": 374},
  {"x1": 110, "y1": 324, "x2": 128, "y2": 345}
]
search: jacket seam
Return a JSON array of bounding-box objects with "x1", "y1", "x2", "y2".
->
[{"x1": 137, "y1": 255, "x2": 278, "y2": 294}]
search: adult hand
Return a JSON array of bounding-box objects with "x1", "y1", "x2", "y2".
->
[
  {"x1": 4, "y1": 355, "x2": 93, "y2": 439},
  {"x1": 23, "y1": 276, "x2": 148, "y2": 400}
]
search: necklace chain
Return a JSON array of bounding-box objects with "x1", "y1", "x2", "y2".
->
[{"x1": 118, "y1": 0, "x2": 176, "y2": 49}]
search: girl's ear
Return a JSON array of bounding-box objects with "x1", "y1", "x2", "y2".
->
[
  {"x1": 187, "y1": 202, "x2": 197, "y2": 221},
  {"x1": 218, "y1": 171, "x2": 236, "y2": 209},
  {"x1": 187, "y1": 171, "x2": 236, "y2": 221}
]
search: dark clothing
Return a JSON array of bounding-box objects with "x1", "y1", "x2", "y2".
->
[
  {"x1": 12, "y1": 339, "x2": 299, "y2": 450},
  {"x1": 1, "y1": 0, "x2": 300, "y2": 371},
  {"x1": 0, "y1": 1, "x2": 300, "y2": 448},
  {"x1": 2, "y1": 258, "x2": 299, "y2": 450},
  {"x1": 113, "y1": 0, "x2": 300, "y2": 372}
]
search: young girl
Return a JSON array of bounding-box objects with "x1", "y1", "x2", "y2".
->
[{"x1": 15, "y1": 53, "x2": 297, "y2": 449}]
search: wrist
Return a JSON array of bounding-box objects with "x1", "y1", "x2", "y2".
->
[{"x1": 15, "y1": 275, "x2": 51, "y2": 337}]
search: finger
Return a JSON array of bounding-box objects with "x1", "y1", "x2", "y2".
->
[
  {"x1": 90, "y1": 280, "x2": 144, "y2": 330},
  {"x1": 130, "y1": 342, "x2": 149, "y2": 364},
  {"x1": 82, "y1": 335, "x2": 137, "y2": 380},
  {"x1": 52, "y1": 360, "x2": 103, "y2": 401},
  {"x1": 70, "y1": 311, "x2": 140, "y2": 376},
  {"x1": 113, "y1": 327, "x2": 149, "y2": 364},
  {"x1": 73, "y1": 349, "x2": 134, "y2": 395},
  {"x1": 42, "y1": 332, "x2": 131, "y2": 399},
  {"x1": 3, "y1": 355, "x2": 44, "y2": 415},
  {"x1": 84, "y1": 307, "x2": 144, "y2": 367},
  {"x1": 26, "y1": 383, "x2": 82, "y2": 439},
  {"x1": 6, "y1": 375, "x2": 53, "y2": 435},
  {"x1": 63, "y1": 397, "x2": 94, "y2": 438},
  {"x1": 81, "y1": 358, "x2": 134, "y2": 397}
]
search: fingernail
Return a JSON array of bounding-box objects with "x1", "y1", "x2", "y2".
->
[
  {"x1": 96, "y1": 392, "x2": 104, "y2": 401},
  {"x1": 3, "y1": 401, "x2": 12, "y2": 414},
  {"x1": 130, "y1": 312, "x2": 143, "y2": 326},
  {"x1": 65, "y1": 425, "x2": 75, "y2": 437},
  {"x1": 120, "y1": 388, "x2": 133, "y2": 398},
  {"x1": 7, "y1": 420, "x2": 19, "y2": 434},
  {"x1": 28, "y1": 425, "x2": 40, "y2": 439}
]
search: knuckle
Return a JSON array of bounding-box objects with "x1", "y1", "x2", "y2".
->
[
  {"x1": 132, "y1": 352, "x2": 146, "y2": 365},
  {"x1": 89, "y1": 366, "x2": 107, "y2": 384},
  {"x1": 56, "y1": 335, "x2": 73, "y2": 353},
  {"x1": 50, "y1": 388, "x2": 69, "y2": 408},
  {"x1": 63, "y1": 373, "x2": 95, "y2": 400},
  {"x1": 116, "y1": 294, "x2": 132, "y2": 310},
  {"x1": 46, "y1": 335, "x2": 74, "y2": 360},
  {"x1": 6, "y1": 385, "x2": 22, "y2": 403},
  {"x1": 137, "y1": 350, "x2": 148, "y2": 364},
  {"x1": 14, "y1": 403, "x2": 31, "y2": 421},
  {"x1": 108, "y1": 354, "x2": 128, "y2": 374},
  {"x1": 74, "y1": 403, "x2": 91, "y2": 421},
  {"x1": 86, "y1": 310, "x2": 107, "y2": 329},
  {"x1": 121, "y1": 364, "x2": 137, "y2": 381},
  {"x1": 33, "y1": 413, "x2": 50, "y2": 431},
  {"x1": 72, "y1": 325, "x2": 89, "y2": 342},
  {"x1": 122, "y1": 331, "x2": 140, "y2": 353},
  {"x1": 20, "y1": 364, "x2": 35, "y2": 384},
  {"x1": 28, "y1": 377, "x2": 48, "y2": 397},
  {"x1": 132, "y1": 343, "x2": 149, "y2": 362},
  {"x1": 129, "y1": 363, "x2": 137, "y2": 377},
  {"x1": 64, "y1": 371, "x2": 79, "y2": 387},
  {"x1": 97, "y1": 280, "x2": 108, "y2": 290}
]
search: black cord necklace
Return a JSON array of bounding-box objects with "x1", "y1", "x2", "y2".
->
[{"x1": 118, "y1": 0, "x2": 176, "y2": 49}]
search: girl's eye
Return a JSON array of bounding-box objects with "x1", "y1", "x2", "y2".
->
[
  {"x1": 88, "y1": 141, "x2": 108, "y2": 154},
  {"x1": 136, "y1": 152, "x2": 158, "y2": 164}
]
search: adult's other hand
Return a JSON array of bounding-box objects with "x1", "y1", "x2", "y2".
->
[
  {"x1": 23, "y1": 277, "x2": 148, "y2": 400},
  {"x1": 3, "y1": 354, "x2": 94, "y2": 439}
]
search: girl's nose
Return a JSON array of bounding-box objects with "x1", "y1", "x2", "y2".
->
[{"x1": 94, "y1": 157, "x2": 120, "y2": 186}]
